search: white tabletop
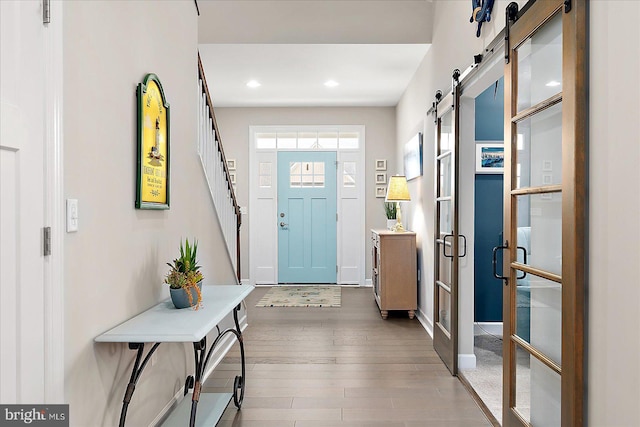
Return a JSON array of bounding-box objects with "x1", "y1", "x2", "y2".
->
[{"x1": 95, "y1": 284, "x2": 254, "y2": 343}]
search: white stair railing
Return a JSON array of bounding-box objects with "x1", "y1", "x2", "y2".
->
[{"x1": 197, "y1": 54, "x2": 241, "y2": 282}]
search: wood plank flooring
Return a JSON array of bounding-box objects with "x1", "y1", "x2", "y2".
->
[{"x1": 205, "y1": 286, "x2": 491, "y2": 427}]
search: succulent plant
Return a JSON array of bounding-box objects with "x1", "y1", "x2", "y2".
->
[
  {"x1": 165, "y1": 238, "x2": 204, "y2": 309},
  {"x1": 169, "y1": 238, "x2": 201, "y2": 276}
]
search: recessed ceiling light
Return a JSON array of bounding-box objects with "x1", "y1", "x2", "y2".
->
[
  {"x1": 246, "y1": 80, "x2": 261, "y2": 88},
  {"x1": 324, "y1": 80, "x2": 339, "y2": 88},
  {"x1": 546, "y1": 80, "x2": 561, "y2": 87}
]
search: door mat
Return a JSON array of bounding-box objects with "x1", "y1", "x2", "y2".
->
[{"x1": 256, "y1": 286, "x2": 341, "y2": 308}]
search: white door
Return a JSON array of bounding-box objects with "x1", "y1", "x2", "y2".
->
[{"x1": 0, "y1": 0, "x2": 48, "y2": 403}]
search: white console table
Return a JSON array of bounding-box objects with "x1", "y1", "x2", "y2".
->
[{"x1": 95, "y1": 284, "x2": 254, "y2": 427}]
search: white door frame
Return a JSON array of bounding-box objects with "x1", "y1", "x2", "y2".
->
[
  {"x1": 43, "y1": 0, "x2": 65, "y2": 403},
  {"x1": 456, "y1": 43, "x2": 506, "y2": 371},
  {"x1": 249, "y1": 125, "x2": 366, "y2": 286}
]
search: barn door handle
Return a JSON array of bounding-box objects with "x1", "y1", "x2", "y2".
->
[
  {"x1": 443, "y1": 234, "x2": 454, "y2": 258},
  {"x1": 516, "y1": 246, "x2": 527, "y2": 280},
  {"x1": 492, "y1": 243, "x2": 508, "y2": 282},
  {"x1": 443, "y1": 234, "x2": 467, "y2": 258}
]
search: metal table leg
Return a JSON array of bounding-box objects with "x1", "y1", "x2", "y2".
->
[
  {"x1": 119, "y1": 342, "x2": 161, "y2": 427},
  {"x1": 185, "y1": 305, "x2": 246, "y2": 426}
]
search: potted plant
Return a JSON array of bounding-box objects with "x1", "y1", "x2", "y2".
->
[
  {"x1": 384, "y1": 202, "x2": 397, "y2": 230},
  {"x1": 165, "y1": 238, "x2": 204, "y2": 310}
]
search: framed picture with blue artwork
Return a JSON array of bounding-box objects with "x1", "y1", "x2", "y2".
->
[
  {"x1": 404, "y1": 132, "x2": 423, "y2": 181},
  {"x1": 475, "y1": 142, "x2": 504, "y2": 174}
]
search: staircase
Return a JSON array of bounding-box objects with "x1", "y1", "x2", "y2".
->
[{"x1": 197, "y1": 54, "x2": 241, "y2": 282}]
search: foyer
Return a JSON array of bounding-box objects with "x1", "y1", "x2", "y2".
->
[{"x1": 206, "y1": 287, "x2": 491, "y2": 426}]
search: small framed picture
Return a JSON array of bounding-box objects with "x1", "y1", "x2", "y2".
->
[
  {"x1": 542, "y1": 160, "x2": 553, "y2": 172},
  {"x1": 375, "y1": 186, "x2": 386, "y2": 198},
  {"x1": 476, "y1": 143, "x2": 504, "y2": 174},
  {"x1": 404, "y1": 132, "x2": 423, "y2": 181},
  {"x1": 375, "y1": 173, "x2": 387, "y2": 184},
  {"x1": 229, "y1": 172, "x2": 236, "y2": 185},
  {"x1": 375, "y1": 159, "x2": 387, "y2": 171},
  {"x1": 227, "y1": 159, "x2": 237, "y2": 171},
  {"x1": 542, "y1": 174, "x2": 553, "y2": 185}
]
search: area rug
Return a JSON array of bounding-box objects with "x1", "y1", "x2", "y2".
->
[{"x1": 256, "y1": 286, "x2": 341, "y2": 307}]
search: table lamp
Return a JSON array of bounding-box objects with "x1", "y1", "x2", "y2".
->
[{"x1": 385, "y1": 175, "x2": 411, "y2": 232}]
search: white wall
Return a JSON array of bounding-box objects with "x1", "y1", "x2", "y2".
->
[
  {"x1": 213, "y1": 107, "x2": 397, "y2": 282},
  {"x1": 63, "y1": 2, "x2": 238, "y2": 426},
  {"x1": 589, "y1": 1, "x2": 640, "y2": 424},
  {"x1": 397, "y1": 0, "x2": 640, "y2": 423}
]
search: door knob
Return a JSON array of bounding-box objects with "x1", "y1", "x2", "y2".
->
[{"x1": 280, "y1": 222, "x2": 288, "y2": 227}]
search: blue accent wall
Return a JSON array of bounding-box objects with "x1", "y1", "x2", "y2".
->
[{"x1": 474, "y1": 78, "x2": 504, "y2": 322}]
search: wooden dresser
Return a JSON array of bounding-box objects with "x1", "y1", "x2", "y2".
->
[{"x1": 371, "y1": 229, "x2": 417, "y2": 319}]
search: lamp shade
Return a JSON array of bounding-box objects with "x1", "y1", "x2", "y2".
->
[{"x1": 385, "y1": 175, "x2": 411, "y2": 201}]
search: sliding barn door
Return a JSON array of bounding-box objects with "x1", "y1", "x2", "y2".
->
[
  {"x1": 433, "y1": 84, "x2": 462, "y2": 375},
  {"x1": 501, "y1": 1, "x2": 587, "y2": 425}
]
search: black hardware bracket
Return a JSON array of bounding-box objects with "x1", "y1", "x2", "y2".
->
[
  {"x1": 504, "y1": 2, "x2": 520, "y2": 64},
  {"x1": 452, "y1": 69, "x2": 461, "y2": 85},
  {"x1": 433, "y1": 90, "x2": 443, "y2": 123}
]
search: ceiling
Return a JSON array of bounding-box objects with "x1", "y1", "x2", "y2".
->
[
  {"x1": 197, "y1": 0, "x2": 434, "y2": 108},
  {"x1": 199, "y1": 44, "x2": 431, "y2": 107}
]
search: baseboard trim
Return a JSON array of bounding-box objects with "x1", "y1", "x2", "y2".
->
[
  {"x1": 474, "y1": 322, "x2": 503, "y2": 337},
  {"x1": 458, "y1": 353, "x2": 477, "y2": 369},
  {"x1": 365, "y1": 278, "x2": 372, "y2": 287},
  {"x1": 416, "y1": 308, "x2": 433, "y2": 339},
  {"x1": 149, "y1": 315, "x2": 248, "y2": 427}
]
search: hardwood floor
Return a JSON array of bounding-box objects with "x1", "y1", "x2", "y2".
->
[{"x1": 205, "y1": 286, "x2": 491, "y2": 426}]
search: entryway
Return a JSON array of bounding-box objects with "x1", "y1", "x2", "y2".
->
[{"x1": 249, "y1": 126, "x2": 365, "y2": 286}]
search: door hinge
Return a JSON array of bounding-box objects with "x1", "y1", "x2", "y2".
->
[
  {"x1": 43, "y1": 227, "x2": 52, "y2": 256},
  {"x1": 336, "y1": 213, "x2": 338, "y2": 222},
  {"x1": 564, "y1": 0, "x2": 571, "y2": 13},
  {"x1": 336, "y1": 266, "x2": 338, "y2": 273},
  {"x1": 43, "y1": 0, "x2": 51, "y2": 24}
]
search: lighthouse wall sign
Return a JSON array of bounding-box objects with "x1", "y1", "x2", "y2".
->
[{"x1": 136, "y1": 73, "x2": 170, "y2": 209}]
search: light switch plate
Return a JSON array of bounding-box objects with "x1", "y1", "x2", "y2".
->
[{"x1": 66, "y1": 199, "x2": 78, "y2": 232}]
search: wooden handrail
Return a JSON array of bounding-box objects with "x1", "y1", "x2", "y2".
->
[{"x1": 197, "y1": 53, "x2": 242, "y2": 282}]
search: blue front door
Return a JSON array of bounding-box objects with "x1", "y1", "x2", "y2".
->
[{"x1": 277, "y1": 151, "x2": 337, "y2": 283}]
